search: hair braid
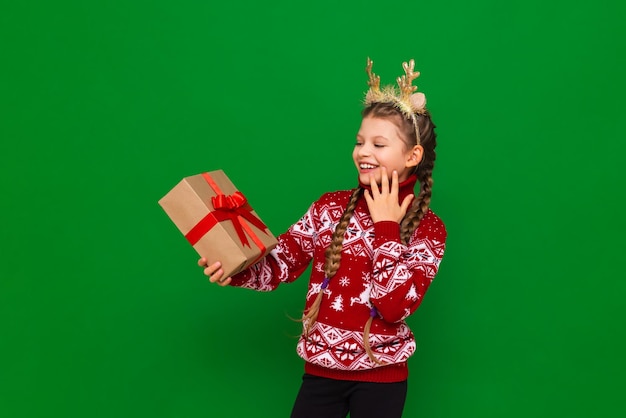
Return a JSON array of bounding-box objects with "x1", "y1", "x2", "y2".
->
[
  {"x1": 324, "y1": 188, "x2": 362, "y2": 279},
  {"x1": 400, "y1": 170, "x2": 433, "y2": 244},
  {"x1": 301, "y1": 188, "x2": 362, "y2": 335},
  {"x1": 363, "y1": 313, "x2": 385, "y2": 365}
]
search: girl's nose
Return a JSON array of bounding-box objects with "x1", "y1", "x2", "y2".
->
[{"x1": 357, "y1": 144, "x2": 371, "y2": 157}]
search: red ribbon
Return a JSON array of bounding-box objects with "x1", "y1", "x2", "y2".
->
[{"x1": 184, "y1": 173, "x2": 269, "y2": 254}]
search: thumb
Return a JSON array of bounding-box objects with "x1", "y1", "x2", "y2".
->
[
  {"x1": 400, "y1": 194, "x2": 414, "y2": 216},
  {"x1": 364, "y1": 189, "x2": 373, "y2": 206}
]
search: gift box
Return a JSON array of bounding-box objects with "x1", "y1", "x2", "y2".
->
[{"x1": 158, "y1": 170, "x2": 278, "y2": 278}]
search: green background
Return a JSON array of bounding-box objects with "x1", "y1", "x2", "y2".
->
[{"x1": 1, "y1": 0, "x2": 624, "y2": 417}]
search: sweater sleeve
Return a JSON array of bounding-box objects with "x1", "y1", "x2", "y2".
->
[
  {"x1": 228, "y1": 201, "x2": 317, "y2": 291},
  {"x1": 369, "y1": 211, "x2": 447, "y2": 322}
]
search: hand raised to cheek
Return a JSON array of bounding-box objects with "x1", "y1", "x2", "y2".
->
[{"x1": 363, "y1": 167, "x2": 414, "y2": 224}]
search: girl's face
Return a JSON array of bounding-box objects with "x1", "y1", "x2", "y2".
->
[{"x1": 353, "y1": 116, "x2": 423, "y2": 186}]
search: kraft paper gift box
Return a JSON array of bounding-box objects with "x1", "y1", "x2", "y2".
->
[{"x1": 158, "y1": 170, "x2": 278, "y2": 278}]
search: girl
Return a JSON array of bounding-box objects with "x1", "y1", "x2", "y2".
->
[{"x1": 199, "y1": 58, "x2": 446, "y2": 418}]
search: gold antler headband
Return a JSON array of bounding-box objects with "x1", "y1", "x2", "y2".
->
[{"x1": 365, "y1": 57, "x2": 427, "y2": 142}]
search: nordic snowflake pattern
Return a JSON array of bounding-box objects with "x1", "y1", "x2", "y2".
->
[
  {"x1": 233, "y1": 189, "x2": 446, "y2": 372},
  {"x1": 297, "y1": 322, "x2": 417, "y2": 370}
]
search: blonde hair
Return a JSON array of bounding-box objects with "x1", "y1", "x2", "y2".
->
[{"x1": 304, "y1": 102, "x2": 438, "y2": 366}]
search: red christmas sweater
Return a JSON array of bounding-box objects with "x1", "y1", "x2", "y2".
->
[{"x1": 229, "y1": 175, "x2": 447, "y2": 382}]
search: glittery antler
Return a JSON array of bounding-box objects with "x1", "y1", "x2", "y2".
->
[
  {"x1": 366, "y1": 57, "x2": 380, "y2": 92},
  {"x1": 397, "y1": 59, "x2": 420, "y2": 102},
  {"x1": 363, "y1": 57, "x2": 427, "y2": 141},
  {"x1": 364, "y1": 57, "x2": 427, "y2": 118}
]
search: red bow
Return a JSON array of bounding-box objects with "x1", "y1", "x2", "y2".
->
[
  {"x1": 185, "y1": 175, "x2": 269, "y2": 249},
  {"x1": 210, "y1": 191, "x2": 268, "y2": 247},
  {"x1": 211, "y1": 191, "x2": 247, "y2": 211}
]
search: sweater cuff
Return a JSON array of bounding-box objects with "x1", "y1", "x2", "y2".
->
[
  {"x1": 373, "y1": 221, "x2": 402, "y2": 246},
  {"x1": 227, "y1": 269, "x2": 250, "y2": 287}
]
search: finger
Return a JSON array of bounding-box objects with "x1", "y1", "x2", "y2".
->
[
  {"x1": 370, "y1": 173, "x2": 380, "y2": 197},
  {"x1": 390, "y1": 170, "x2": 399, "y2": 197},
  {"x1": 400, "y1": 194, "x2": 414, "y2": 215},
  {"x1": 363, "y1": 189, "x2": 372, "y2": 204},
  {"x1": 207, "y1": 268, "x2": 224, "y2": 283},
  {"x1": 217, "y1": 277, "x2": 232, "y2": 287},
  {"x1": 203, "y1": 261, "x2": 222, "y2": 277},
  {"x1": 198, "y1": 257, "x2": 208, "y2": 267},
  {"x1": 380, "y1": 167, "x2": 389, "y2": 195}
]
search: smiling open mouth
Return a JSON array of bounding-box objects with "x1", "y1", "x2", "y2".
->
[{"x1": 359, "y1": 163, "x2": 378, "y2": 169}]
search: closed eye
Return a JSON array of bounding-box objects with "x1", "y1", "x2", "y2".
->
[{"x1": 354, "y1": 142, "x2": 385, "y2": 148}]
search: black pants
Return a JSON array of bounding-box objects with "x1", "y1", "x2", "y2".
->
[{"x1": 290, "y1": 374, "x2": 408, "y2": 418}]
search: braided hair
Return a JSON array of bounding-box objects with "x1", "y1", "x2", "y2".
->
[{"x1": 302, "y1": 187, "x2": 363, "y2": 335}]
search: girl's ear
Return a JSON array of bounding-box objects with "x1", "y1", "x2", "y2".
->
[{"x1": 406, "y1": 145, "x2": 424, "y2": 168}]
